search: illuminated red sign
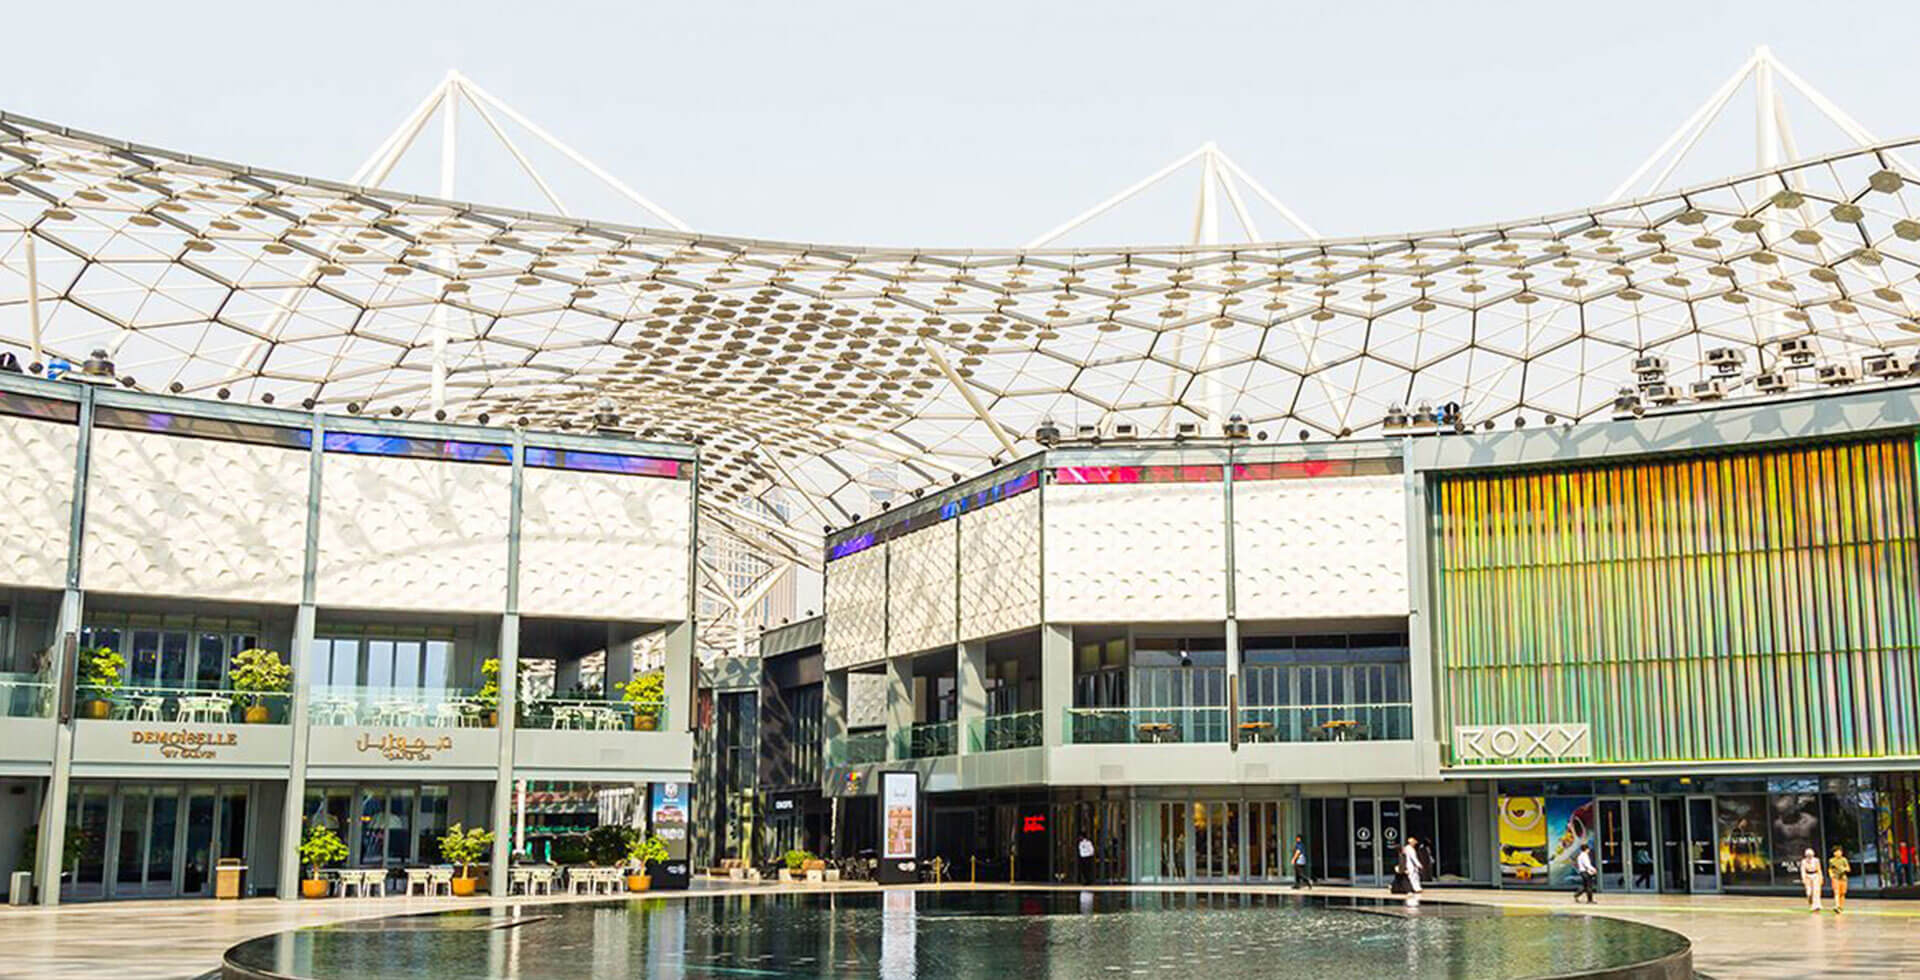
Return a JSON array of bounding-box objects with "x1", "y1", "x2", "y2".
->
[{"x1": 1022, "y1": 814, "x2": 1047, "y2": 833}]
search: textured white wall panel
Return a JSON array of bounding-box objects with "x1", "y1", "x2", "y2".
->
[
  {"x1": 82, "y1": 429, "x2": 306, "y2": 602},
  {"x1": 959, "y1": 492, "x2": 1041, "y2": 641},
  {"x1": 0, "y1": 416, "x2": 76, "y2": 590},
  {"x1": 1233, "y1": 475, "x2": 1409, "y2": 619},
  {"x1": 847, "y1": 671, "x2": 888, "y2": 728},
  {"x1": 317, "y1": 454, "x2": 510, "y2": 612},
  {"x1": 1044, "y1": 482, "x2": 1227, "y2": 622},
  {"x1": 886, "y1": 521, "x2": 956, "y2": 656},
  {"x1": 519, "y1": 469, "x2": 690, "y2": 621},
  {"x1": 823, "y1": 546, "x2": 887, "y2": 670}
]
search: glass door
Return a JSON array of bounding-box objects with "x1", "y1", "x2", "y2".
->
[
  {"x1": 1351, "y1": 799, "x2": 1378, "y2": 884},
  {"x1": 142, "y1": 786, "x2": 179, "y2": 897},
  {"x1": 1657, "y1": 797, "x2": 1688, "y2": 893},
  {"x1": 1378, "y1": 799, "x2": 1404, "y2": 877},
  {"x1": 1597, "y1": 799, "x2": 1626, "y2": 891},
  {"x1": 1686, "y1": 796, "x2": 1720, "y2": 893},
  {"x1": 112, "y1": 786, "x2": 150, "y2": 898},
  {"x1": 1626, "y1": 798, "x2": 1657, "y2": 891},
  {"x1": 1246, "y1": 801, "x2": 1284, "y2": 880},
  {"x1": 182, "y1": 788, "x2": 217, "y2": 896},
  {"x1": 64, "y1": 786, "x2": 111, "y2": 901}
]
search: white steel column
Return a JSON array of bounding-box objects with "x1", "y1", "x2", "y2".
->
[
  {"x1": 956, "y1": 641, "x2": 987, "y2": 756},
  {"x1": 1040, "y1": 623, "x2": 1072, "y2": 747},
  {"x1": 884, "y1": 655, "x2": 914, "y2": 761},
  {"x1": 278, "y1": 412, "x2": 325, "y2": 901},
  {"x1": 35, "y1": 384, "x2": 92, "y2": 906},
  {"x1": 23, "y1": 233, "x2": 42, "y2": 367}
]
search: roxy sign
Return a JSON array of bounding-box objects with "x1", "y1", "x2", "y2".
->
[{"x1": 1453, "y1": 723, "x2": 1591, "y2": 762}]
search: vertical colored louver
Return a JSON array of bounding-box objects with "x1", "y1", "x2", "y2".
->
[{"x1": 1432, "y1": 436, "x2": 1920, "y2": 765}]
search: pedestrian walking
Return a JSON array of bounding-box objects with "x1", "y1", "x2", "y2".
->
[
  {"x1": 1799, "y1": 848, "x2": 1823, "y2": 912},
  {"x1": 1291, "y1": 835, "x2": 1311, "y2": 890},
  {"x1": 1076, "y1": 833, "x2": 1095, "y2": 886},
  {"x1": 1828, "y1": 846, "x2": 1851, "y2": 914},
  {"x1": 1574, "y1": 843, "x2": 1598, "y2": 903},
  {"x1": 1401, "y1": 836, "x2": 1424, "y2": 893}
]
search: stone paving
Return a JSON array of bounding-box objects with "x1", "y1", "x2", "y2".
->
[{"x1": 0, "y1": 880, "x2": 1915, "y2": 979}]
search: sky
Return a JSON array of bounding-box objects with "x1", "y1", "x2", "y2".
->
[{"x1": 4, "y1": 1, "x2": 1913, "y2": 249}]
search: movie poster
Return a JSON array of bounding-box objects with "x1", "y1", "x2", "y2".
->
[
  {"x1": 882, "y1": 771, "x2": 919, "y2": 860},
  {"x1": 1770, "y1": 793, "x2": 1821, "y2": 880},
  {"x1": 1500, "y1": 796, "x2": 1593, "y2": 886},
  {"x1": 1544, "y1": 797, "x2": 1595, "y2": 887}
]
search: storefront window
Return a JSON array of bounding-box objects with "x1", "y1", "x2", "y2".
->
[{"x1": 1768, "y1": 790, "x2": 1821, "y2": 882}]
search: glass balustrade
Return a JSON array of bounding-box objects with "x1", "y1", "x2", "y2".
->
[
  {"x1": 307, "y1": 686, "x2": 489, "y2": 728},
  {"x1": 1065, "y1": 706, "x2": 1231, "y2": 744},
  {"x1": 894, "y1": 720, "x2": 957, "y2": 759},
  {"x1": 969, "y1": 710, "x2": 1043, "y2": 752},
  {"x1": 517, "y1": 698, "x2": 668, "y2": 732},
  {"x1": 0, "y1": 677, "x2": 54, "y2": 718},
  {"x1": 75, "y1": 684, "x2": 292, "y2": 724},
  {"x1": 827, "y1": 730, "x2": 888, "y2": 766},
  {"x1": 1235, "y1": 703, "x2": 1413, "y2": 742}
]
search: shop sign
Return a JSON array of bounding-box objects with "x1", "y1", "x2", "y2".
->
[
  {"x1": 772, "y1": 797, "x2": 797, "y2": 812},
  {"x1": 355, "y1": 732, "x2": 455, "y2": 762},
  {"x1": 1454, "y1": 723, "x2": 1591, "y2": 762},
  {"x1": 130, "y1": 729, "x2": 237, "y2": 760}
]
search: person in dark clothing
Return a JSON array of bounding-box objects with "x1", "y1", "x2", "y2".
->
[
  {"x1": 1291, "y1": 835, "x2": 1311, "y2": 889},
  {"x1": 1076, "y1": 834, "x2": 1095, "y2": 885}
]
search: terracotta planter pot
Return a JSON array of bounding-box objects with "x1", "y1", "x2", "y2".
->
[
  {"x1": 633, "y1": 714, "x2": 657, "y2": 732},
  {"x1": 626, "y1": 874, "x2": 651, "y2": 892},
  {"x1": 485, "y1": 711, "x2": 498, "y2": 728},
  {"x1": 244, "y1": 704, "x2": 271, "y2": 724},
  {"x1": 301, "y1": 878, "x2": 330, "y2": 899},
  {"x1": 84, "y1": 700, "x2": 111, "y2": 720},
  {"x1": 450, "y1": 876, "x2": 478, "y2": 896}
]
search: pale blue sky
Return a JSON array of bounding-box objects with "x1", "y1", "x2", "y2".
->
[{"x1": 4, "y1": 1, "x2": 1911, "y2": 247}]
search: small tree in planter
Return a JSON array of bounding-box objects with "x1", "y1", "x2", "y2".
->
[
  {"x1": 627, "y1": 834, "x2": 668, "y2": 892},
  {"x1": 473, "y1": 659, "x2": 501, "y2": 727},
  {"x1": 76, "y1": 647, "x2": 125, "y2": 719},
  {"x1": 781, "y1": 848, "x2": 816, "y2": 883},
  {"x1": 229, "y1": 648, "x2": 291, "y2": 723},
  {"x1": 586, "y1": 824, "x2": 631, "y2": 866},
  {"x1": 298, "y1": 825, "x2": 348, "y2": 899},
  {"x1": 439, "y1": 823, "x2": 495, "y2": 896},
  {"x1": 622, "y1": 673, "x2": 665, "y2": 731}
]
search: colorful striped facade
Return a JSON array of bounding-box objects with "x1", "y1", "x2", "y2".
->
[{"x1": 1432, "y1": 434, "x2": 1920, "y2": 766}]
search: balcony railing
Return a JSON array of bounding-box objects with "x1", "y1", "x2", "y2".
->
[
  {"x1": 0, "y1": 677, "x2": 54, "y2": 719},
  {"x1": 827, "y1": 730, "x2": 888, "y2": 766},
  {"x1": 309, "y1": 686, "x2": 489, "y2": 728},
  {"x1": 894, "y1": 720, "x2": 957, "y2": 759},
  {"x1": 1236, "y1": 703, "x2": 1413, "y2": 742},
  {"x1": 75, "y1": 685, "x2": 292, "y2": 724},
  {"x1": 969, "y1": 710, "x2": 1042, "y2": 752},
  {"x1": 518, "y1": 698, "x2": 668, "y2": 732},
  {"x1": 1066, "y1": 706, "x2": 1230, "y2": 744}
]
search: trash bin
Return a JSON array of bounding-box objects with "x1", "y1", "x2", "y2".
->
[
  {"x1": 8, "y1": 871, "x2": 29, "y2": 905},
  {"x1": 215, "y1": 859, "x2": 247, "y2": 900}
]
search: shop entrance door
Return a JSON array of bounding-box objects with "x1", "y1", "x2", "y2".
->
[
  {"x1": 1191, "y1": 801, "x2": 1242, "y2": 880},
  {"x1": 1597, "y1": 798, "x2": 1660, "y2": 892},
  {"x1": 1653, "y1": 795, "x2": 1720, "y2": 894},
  {"x1": 1348, "y1": 798, "x2": 1403, "y2": 885},
  {"x1": 70, "y1": 781, "x2": 251, "y2": 901}
]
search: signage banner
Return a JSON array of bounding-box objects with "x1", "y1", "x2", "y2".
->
[
  {"x1": 882, "y1": 771, "x2": 919, "y2": 860},
  {"x1": 1454, "y1": 723, "x2": 1591, "y2": 763},
  {"x1": 650, "y1": 781, "x2": 690, "y2": 861}
]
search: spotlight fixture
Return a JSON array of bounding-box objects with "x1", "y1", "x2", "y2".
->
[
  {"x1": 1173, "y1": 421, "x2": 1199, "y2": 441},
  {"x1": 1644, "y1": 383, "x2": 1680, "y2": 406},
  {"x1": 1411, "y1": 402, "x2": 1437, "y2": 427},
  {"x1": 1778, "y1": 336, "x2": 1817, "y2": 368},
  {"x1": 1514, "y1": 416, "x2": 1527, "y2": 428},
  {"x1": 1034, "y1": 419, "x2": 1062, "y2": 446},
  {"x1": 28, "y1": 362, "x2": 43, "y2": 375},
  {"x1": 850, "y1": 513, "x2": 862, "y2": 523},
  {"x1": 1298, "y1": 429, "x2": 1310, "y2": 441},
  {"x1": 1754, "y1": 371, "x2": 1789, "y2": 394},
  {"x1": 950, "y1": 473, "x2": 963, "y2": 484},
  {"x1": 1256, "y1": 430, "x2": 1269, "y2": 441},
  {"x1": 79, "y1": 348, "x2": 115, "y2": 379},
  {"x1": 1224, "y1": 413, "x2": 1251, "y2": 439},
  {"x1": 216, "y1": 387, "x2": 230, "y2": 400},
  {"x1": 1544, "y1": 414, "x2": 1557, "y2": 425},
  {"x1": 259, "y1": 392, "x2": 274, "y2": 404},
  {"x1": 434, "y1": 409, "x2": 447, "y2": 421},
  {"x1": 1631, "y1": 355, "x2": 1669, "y2": 384},
  {"x1": 880, "y1": 501, "x2": 891, "y2": 512},
  {"x1": 591, "y1": 397, "x2": 621, "y2": 429},
  {"x1": 302, "y1": 398, "x2": 317, "y2": 410},
  {"x1": 1688, "y1": 379, "x2": 1727, "y2": 401},
  {"x1": 118, "y1": 376, "x2": 136, "y2": 388},
  {"x1": 1111, "y1": 422, "x2": 1138, "y2": 440},
  {"x1": 1075, "y1": 423, "x2": 1098, "y2": 441},
  {"x1": 1705, "y1": 347, "x2": 1746, "y2": 376},
  {"x1": 0, "y1": 353, "x2": 18, "y2": 374},
  {"x1": 1481, "y1": 419, "x2": 1495, "y2": 431},
  {"x1": 169, "y1": 381, "x2": 185, "y2": 393},
  {"x1": 1383, "y1": 404, "x2": 1409, "y2": 432},
  {"x1": 1863, "y1": 352, "x2": 1909, "y2": 379},
  {"x1": 476, "y1": 412, "x2": 490, "y2": 424},
  {"x1": 389, "y1": 406, "x2": 403, "y2": 417},
  {"x1": 516, "y1": 416, "x2": 530, "y2": 427},
  {"x1": 1612, "y1": 388, "x2": 1641, "y2": 418},
  {"x1": 1816, "y1": 362, "x2": 1858, "y2": 386},
  {"x1": 822, "y1": 524, "x2": 834, "y2": 534},
  {"x1": 1338, "y1": 427, "x2": 1352, "y2": 438},
  {"x1": 990, "y1": 455, "x2": 1003, "y2": 466},
  {"x1": 910, "y1": 488, "x2": 924, "y2": 499},
  {"x1": 347, "y1": 402, "x2": 362, "y2": 415}
]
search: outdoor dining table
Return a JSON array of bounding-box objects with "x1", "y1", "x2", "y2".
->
[{"x1": 1136, "y1": 722, "x2": 1176, "y2": 743}]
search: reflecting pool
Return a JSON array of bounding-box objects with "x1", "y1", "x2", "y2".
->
[{"x1": 224, "y1": 889, "x2": 1691, "y2": 980}]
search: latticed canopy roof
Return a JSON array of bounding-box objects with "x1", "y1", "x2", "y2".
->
[{"x1": 6, "y1": 109, "x2": 1920, "y2": 536}]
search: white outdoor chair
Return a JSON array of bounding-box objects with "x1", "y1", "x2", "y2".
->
[
  {"x1": 528, "y1": 867, "x2": 555, "y2": 895},
  {"x1": 432, "y1": 702, "x2": 466, "y2": 728},
  {"x1": 428, "y1": 866, "x2": 454, "y2": 896},
  {"x1": 132, "y1": 695, "x2": 165, "y2": 722},
  {"x1": 404, "y1": 868, "x2": 433, "y2": 896},
  {"x1": 178, "y1": 695, "x2": 232, "y2": 723},
  {"x1": 360, "y1": 869, "x2": 387, "y2": 900}
]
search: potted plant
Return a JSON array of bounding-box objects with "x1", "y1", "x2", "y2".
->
[
  {"x1": 439, "y1": 823, "x2": 494, "y2": 896},
  {"x1": 587, "y1": 824, "x2": 631, "y2": 867},
  {"x1": 627, "y1": 834, "x2": 668, "y2": 892},
  {"x1": 474, "y1": 659, "x2": 501, "y2": 727},
  {"x1": 299, "y1": 825, "x2": 348, "y2": 899},
  {"x1": 76, "y1": 647, "x2": 124, "y2": 720},
  {"x1": 781, "y1": 848, "x2": 814, "y2": 884},
  {"x1": 622, "y1": 673, "x2": 665, "y2": 731},
  {"x1": 229, "y1": 648, "x2": 290, "y2": 724}
]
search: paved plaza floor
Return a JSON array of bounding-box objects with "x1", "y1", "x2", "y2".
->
[{"x1": 0, "y1": 880, "x2": 1913, "y2": 979}]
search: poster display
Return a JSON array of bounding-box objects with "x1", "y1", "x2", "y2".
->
[
  {"x1": 649, "y1": 781, "x2": 692, "y2": 890},
  {"x1": 883, "y1": 771, "x2": 919, "y2": 860},
  {"x1": 1499, "y1": 796, "x2": 1592, "y2": 886}
]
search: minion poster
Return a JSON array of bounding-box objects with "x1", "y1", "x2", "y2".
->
[{"x1": 1500, "y1": 796, "x2": 1594, "y2": 886}]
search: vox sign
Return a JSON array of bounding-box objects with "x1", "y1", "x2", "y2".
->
[{"x1": 1453, "y1": 723, "x2": 1591, "y2": 763}]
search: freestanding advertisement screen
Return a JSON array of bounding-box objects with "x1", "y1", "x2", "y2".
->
[
  {"x1": 650, "y1": 781, "x2": 692, "y2": 890},
  {"x1": 877, "y1": 771, "x2": 920, "y2": 884}
]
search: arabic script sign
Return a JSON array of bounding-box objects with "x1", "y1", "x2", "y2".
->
[
  {"x1": 356, "y1": 731, "x2": 455, "y2": 761},
  {"x1": 1453, "y1": 723, "x2": 1591, "y2": 763},
  {"x1": 131, "y1": 729, "x2": 237, "y2": 759}
]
